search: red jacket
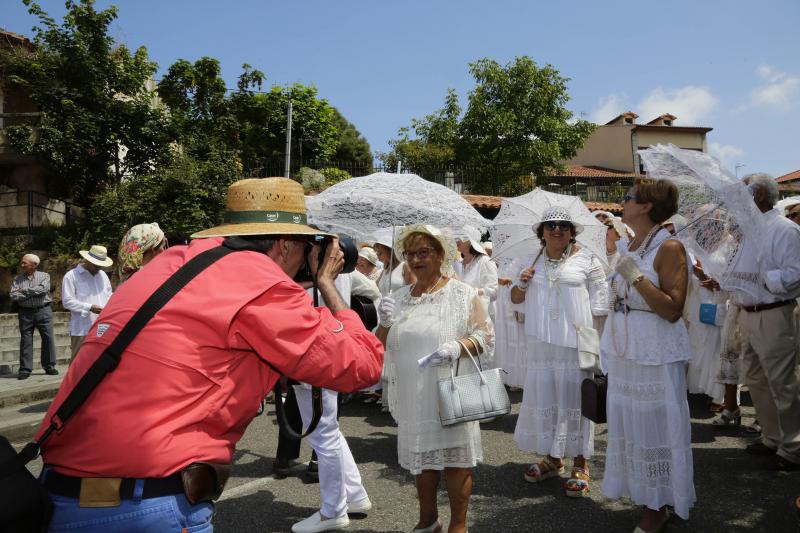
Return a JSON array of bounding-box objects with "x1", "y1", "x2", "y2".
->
[{"x1": 37, "y1": 237, "x2": 383, "y2": 478}]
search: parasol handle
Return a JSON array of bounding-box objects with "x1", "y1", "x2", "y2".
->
[{"x1": 388, "y1": 226, "x2": 396, "y2": 297}]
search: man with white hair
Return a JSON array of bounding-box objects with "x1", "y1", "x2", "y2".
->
[
  {"x1": 9, "y1": 253, "x2": 57, "y2": 379},
  {"x1": 731, "y1": 173, "x2": 800, "y2": 471}
]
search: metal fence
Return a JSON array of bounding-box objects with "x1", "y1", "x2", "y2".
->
[
  {"x1": 254, "y1": 157, "x2": 634, "y2": 203},
  {"x1": 0, "y1": 190, "x2": 79, "y2": 233}
]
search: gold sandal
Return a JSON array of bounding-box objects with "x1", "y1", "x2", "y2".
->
[
  {"x1": 564, "y1": 467, "x2": 590, "y2": 497},
  {"x1": 524, "y1": 457, "x2": 564, "y2": 483}
]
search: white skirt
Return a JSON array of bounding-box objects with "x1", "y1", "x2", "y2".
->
[
  {"x1": 686, "y1": 322, "x2": 724, "y2": 402},
  {"x1": 494, "y1": 288, "x2": 528, "y2": 388},
  {"x1": 514, "y1": 339, "x2": 594, "y2": 458},
  {"x1": 602, "y1": 354, "x2": 696, "y2": 520}
]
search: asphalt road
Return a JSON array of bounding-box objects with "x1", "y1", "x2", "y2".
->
[{"x1": 203, "y1": 391, "x2": 798, "y2": 533}]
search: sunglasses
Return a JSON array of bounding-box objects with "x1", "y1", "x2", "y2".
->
[
  {"x1": 622, "y1": 193, "x2": 637, "y2": 203},
  {"x1": 543, "y1": 221, "x2": 573, "y2": 231},
  {"x1": 402, "y1": 247, "x2": 436, "y2": 261}
]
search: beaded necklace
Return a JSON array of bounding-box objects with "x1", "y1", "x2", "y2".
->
[{"x1": 542, "y1": 242, "x2": 573, "y2": 320}]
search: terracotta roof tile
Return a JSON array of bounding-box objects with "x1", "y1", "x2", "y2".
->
[
  {"x1": 462, "y1": 194, "x2": 622, "y2": 214},
  {"x1": 556, "y1": 166, "x2": 643, "y2": 179},
  {"x1": 776, "y1": 170, "x2": 800, "y2": 183}
]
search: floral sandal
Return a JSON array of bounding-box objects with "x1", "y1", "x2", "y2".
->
[
  {"x1": 564, "y1": 467, "x2": 590, "y2": 497},
  {"x1": 524, "y1": 457, "x2": 564, "y2": 483}
]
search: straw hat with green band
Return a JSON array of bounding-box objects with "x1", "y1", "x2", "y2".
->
[{"x1": 192, "y1": 177, "x2": 332, "y2": 238}]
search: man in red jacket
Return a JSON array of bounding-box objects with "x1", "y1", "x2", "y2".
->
[{"x1": 36, "y1": 177, "x2": 384, "y2": 532}]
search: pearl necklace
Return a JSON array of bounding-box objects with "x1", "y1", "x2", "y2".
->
[{"x1": 410, "y1": 274, "x2": 444, "y2": 301}]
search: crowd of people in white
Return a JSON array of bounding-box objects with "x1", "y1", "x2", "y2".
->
[{"x1": 323, "y1": 174, "x2": 800, "y2": 533}]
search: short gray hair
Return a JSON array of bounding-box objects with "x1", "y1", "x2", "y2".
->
[
  {"x1": 22, "y1": 253, "x2": 40, "y2": 266},
  {"x1": 744, "y1": 173, "x2": 779, "y2": 206}
]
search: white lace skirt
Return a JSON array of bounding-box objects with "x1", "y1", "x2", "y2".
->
[
  {"x1": 397, "y1": 420, "x2": 483, "y2": 475},
  {"x1": 602, "y1": 354, "x2": 696, "y2": 520},
  {"x1": 686, "y1": 321, "x2": 724, "y2": 402},
  {"x1": 514, "y1": 339, "x2": 594, "y2": 458},
  {"x1": 494, "y1": 288, "x2": 528, "y2": 388}
]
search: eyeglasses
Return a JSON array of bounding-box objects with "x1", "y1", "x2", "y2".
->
[
  {"x1": 402, "y1": 247, "x2": 436, "y2": 261},
  {"x1": 543, "y1": 221, "x2": 573, "y2": 231},
  {"x1": 622, "y1": 193, "x2": 637, "y2": 203}
]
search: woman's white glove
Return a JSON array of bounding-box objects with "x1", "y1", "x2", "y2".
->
[
  {"x1": 377, "y1": 295, "x2": 396, "y2": 328},
  {"x1": 417, "y1": 340, "x2": 461, "y2": 368},
  {"x1": 615, "y1": 255, "x2": 644, "y2": 285}
]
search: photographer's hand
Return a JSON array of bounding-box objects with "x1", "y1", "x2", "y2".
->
[{"x1": 314, "y1": 237, "x2": 349, "y2": 314}]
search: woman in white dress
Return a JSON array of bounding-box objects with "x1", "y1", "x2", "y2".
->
[
  {"x1": 376, "y1": 225, "x2": 493, "y2": 533},
  {"x1": 493, "y1": 256, "x2": 527, "y2": 388},
  {"x1": 454, "y1": 227, "x2": 498, "y2": 318},
  {"x1": 510, "y1": 206, "x2": 608, "y2": 498},
  {"x1": 601, "y1": 179, "x2": 695, "y2": 532}
]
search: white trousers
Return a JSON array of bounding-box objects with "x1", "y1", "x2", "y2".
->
[{"x1": 294, "y1": 386, "x2": 368, "y2": 518}]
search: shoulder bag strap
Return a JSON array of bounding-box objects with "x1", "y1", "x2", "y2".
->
[{"x1": 20, "y1": 245, "x2": 236, "y2": 462}]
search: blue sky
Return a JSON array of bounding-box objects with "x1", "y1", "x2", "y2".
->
[{"x1": 4, "y1": 0, "x2": 799, "y2": 178}]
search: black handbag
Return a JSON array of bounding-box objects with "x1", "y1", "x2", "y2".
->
[
  {"x1": 0, "y1": 245, "x2": 236, "y2": 531},
  {"x1": 581, "y1": 374, "x2": 608, "y2": 424}
]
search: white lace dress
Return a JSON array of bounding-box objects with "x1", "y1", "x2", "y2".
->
[
  {"x1": 386, "y1": 279, "x2": 494, "y2": 474},
  {"x1": 493, "y1": 257, "x2": 528, "y2": 388},
  {"x1": 514, "y1": 248, "x2": 608, "y2": 459},
  {"x1": 685, "y1": 279, "x2": 726, "y2": 403},
  {"x1": 599, "y1": 230, "x2": 696, "y2": 520},
  {"x1": 458, "y1": 254, "x2": 499, "y2": 319}
]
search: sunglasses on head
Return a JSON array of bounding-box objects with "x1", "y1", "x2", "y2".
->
[{"x1": 543, "y1": 221, "x2": 573, "y2": 231}]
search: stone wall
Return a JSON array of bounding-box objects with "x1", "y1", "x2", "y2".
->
[{"x1": 0, "y1": 311, "x2": 72, "y2": 374}]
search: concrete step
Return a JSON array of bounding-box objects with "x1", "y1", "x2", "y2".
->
[
  {"x1": 0, "y1": 371, "x2": 64, "y2": 409},
  {"x1": 0, "y1": 346, "x2": 71, "y2": 366},
  {"x1": 1, "y1": 323, "x2": 71, "y2": 337},
  {"x1": 0, "y1": 400, "x2": 51, "y2": 443},
  {"x1": 0, "y1": 332, "x2": 70, "y2": 351}
]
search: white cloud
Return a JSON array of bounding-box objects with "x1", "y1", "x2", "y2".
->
[
  {"x1": 751, "y1": 65, "x2": 800, "y2": 109},
  {"x1": 709, "y1": 142, "x2": 744, "y2": 166},
  {"x1": 636, "y1": 86, "x2": 718, "y2": 125},
  {"x1": 590, "y1": 94, "x2": 627, "y2": 124}
]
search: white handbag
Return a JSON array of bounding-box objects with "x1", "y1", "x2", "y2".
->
[
  {"x1": 437, "y1": 342, "x2": 511, "y2": 427},
  {"x1": 575, "y1": 324, "x2": 601, "y2": 373}
]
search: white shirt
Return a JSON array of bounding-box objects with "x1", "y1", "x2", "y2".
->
[
  {"x1": 730, "y1": 208, "x2": 800, "y2": 306},
  {"x1": 459, "y1": 254, "x2": 499, "y2": 302},
  {"x1": 61, "y1": 264, "x2": 113, "y2": 336}
]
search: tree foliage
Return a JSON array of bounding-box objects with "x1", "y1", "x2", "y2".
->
[
  {"x1": 0, "y1": 0, "x2": 176, "y2": 203},
  {"x1": 331, "y1": 108, "x2": 372, "y2": 169},
  {"x1": 87, "y1": 153, "x2": 240, "y2": 248},
  {"x1": 381, "y1": 57, "x2": 595, "y2": 194},
  {"x1": 158, "y1": 59, "x2": 341, "y2": 174}
]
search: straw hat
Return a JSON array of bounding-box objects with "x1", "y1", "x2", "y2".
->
[
  {"x1": 79, "y1": 245, "x2": 114, "y2": 267},
  {"x1": 192, "y1": 177, "x2": 330, "y2": 239}
]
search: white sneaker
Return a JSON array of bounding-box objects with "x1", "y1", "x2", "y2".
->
[
  {"x1": 347, "y1": 495, "x2": 372, "y2": 514},
  {"x1": 291, "y1": 511, "x2": 349, "y2": 533}
]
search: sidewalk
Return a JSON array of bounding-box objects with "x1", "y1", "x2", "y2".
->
[{"x1": 0, "y1": 370, "x2": 64, "y2": 443}]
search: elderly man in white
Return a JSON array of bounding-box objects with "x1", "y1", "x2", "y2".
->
[
  {"x1": 728, "y1": 174, "x2": 800, "y2": 471},
  {"x1": 61, "y1": 245, "x2": 114, "y2": 361}
]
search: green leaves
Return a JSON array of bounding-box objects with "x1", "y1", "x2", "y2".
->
[{"x1": 382, "y1": 56, "x2": 595, "y2": 195}]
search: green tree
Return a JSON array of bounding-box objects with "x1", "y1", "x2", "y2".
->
[
  {"x1": 331, "y1": 108, "x2": 372, "y2": 170},
  {"x1": 159, "y1": 60, "x2": 339, "y2": 175},
  {"x1": 457, "y1": 57, "x2": 594, "y2": 174},
  {"x1": 0, "y1": 0, "x2": 175, "y2": 204},
  {"x1": 88, "y1": 153, "x2": 240, "y2": 249},
  {"x1": 383, "y1": 57, "x2": 594, "y2": 194}
]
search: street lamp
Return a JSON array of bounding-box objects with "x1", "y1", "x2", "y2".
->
[{"x1": 735, "y1": 163, "x2": 745, "y2": 179}]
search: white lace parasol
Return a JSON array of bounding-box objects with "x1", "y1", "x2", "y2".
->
[
  {"x1": 305, "y1": 172, "x2": 490, "y2": 241},
  {"x1": 638, "y1": 144, "x2": 767, "y2": 299},
  {"x1": 489, "y1": 188, "x2": 608, "y2": 266}
]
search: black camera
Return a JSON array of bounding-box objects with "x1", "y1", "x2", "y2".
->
[{"x1": 294, "y1": 235, "x2": 358, "y2": 283}]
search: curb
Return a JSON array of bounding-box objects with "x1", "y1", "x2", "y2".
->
[
  {"x1": 0, "y1": 381, "x2": 61, "y2": 409},
  {"x1": 0, "y1": 412, "x2": 45, "y2": 443}
]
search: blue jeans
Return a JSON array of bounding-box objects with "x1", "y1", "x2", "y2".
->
[{"x1": 47, "y1": 479, "x2": 214, "y2": 532}]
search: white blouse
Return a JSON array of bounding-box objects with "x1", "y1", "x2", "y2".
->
[{"x1": 521, "y1": 248, "x2": 608, "y2": 349}]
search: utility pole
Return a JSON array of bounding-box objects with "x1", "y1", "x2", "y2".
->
[
  {"x1": 735, "y1": 163, "x2": 745, "y2": 179},
  {"x1": 284, "y1": 99, "x2": 292, "y2": 178}
]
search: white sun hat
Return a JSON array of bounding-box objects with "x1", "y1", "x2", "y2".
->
[
  {"x1": 395, "y1": 224, "x2": 459, "y2": 276},
  {"x1": 532, "y1": 206, "x2": 585, "y2": 234}
]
